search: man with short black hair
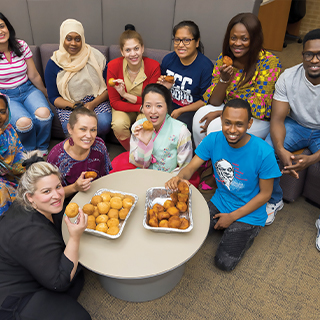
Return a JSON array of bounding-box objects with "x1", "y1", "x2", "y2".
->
[
  {"x1": 265, "y1": 29, "x2": 320, "y2": 244},
  {"x1": 166, "y1": 98, "x2": 281, "y2": 271}
]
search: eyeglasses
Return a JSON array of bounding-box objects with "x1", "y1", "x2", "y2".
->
[
  {"x1": 302, "y1": 51, "x2": 320, "y2": 62},
  {"x1": 172, "y1": 38, "x2": 195, "y2": 46}
]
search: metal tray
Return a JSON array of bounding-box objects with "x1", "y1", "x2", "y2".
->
[
  {"x1": 84, "y1": 188, "x2": 138, "y2": 239},
  {"x1": 143, "y1": 187, "x2": 193, "y2": 233}
]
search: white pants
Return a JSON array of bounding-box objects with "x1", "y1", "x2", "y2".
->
[{"x1": 192, "y1": 104, "x2": 270, "y2": 147}]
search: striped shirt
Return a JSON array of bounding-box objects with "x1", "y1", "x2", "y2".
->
[{"x1": 0, "y1": 40, "x2": 32, "y2": 89}]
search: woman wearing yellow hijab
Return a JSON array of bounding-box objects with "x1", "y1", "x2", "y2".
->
[{"x1": 45, "y1": 19, "x2": 111, "y2": 139}]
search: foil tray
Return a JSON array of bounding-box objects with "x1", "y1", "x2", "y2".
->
[
  {"x1": 143, "y1": 187, "x2": 193, "y2": 233},
  {"x1": 84, "y1": 188, "x2": 138, "y2": 239}
]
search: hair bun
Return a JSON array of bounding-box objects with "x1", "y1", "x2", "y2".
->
[
  {"x1": 125, "y1": 24, "x2": 135, "y2": 31},
  {"x1": 22, "y1": 153, "x2": 45, "y2": 170}
]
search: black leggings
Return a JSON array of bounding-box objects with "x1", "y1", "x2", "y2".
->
[
  {"x1": 208, "y1": 201, "x2": 262, "y2": 271},
  {"x1": 0, "y1": 270, "x2": 91, "y2": 320}
]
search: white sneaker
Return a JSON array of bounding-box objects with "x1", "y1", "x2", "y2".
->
[
  {"x1": 315, "y1": 219, "x2": 320, "y2": 251},
  {"x1": 265, "y1": 200, "x2": 284, "y2": 225}
]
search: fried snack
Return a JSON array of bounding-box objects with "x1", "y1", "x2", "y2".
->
[
  {"x1": 163, "y1": 199, "x2": 175, "y2": 210},
  {"x1": 65, "y1": 203, "x2": 79, "y2": 218},
  {"x1": 168, "y1": 216, "x2": 181, "y2": 228},
  {"x1": 170, "y1": 192, "x2": 178, "y2": 205},
  {"x1": 223, "y1": 56, "x2": 233, "y2": 66},
  {"x1": 123, "y1": 197, "x2": 133, "y2": 209},
  {"x1": 92, "y1": 206, "x2": 100, "y2": 218},
  {"x1": 97, "y1": 201, "x2": 110, "y2": 215},
  {"x1": 152, "y1": 203, "x2": 164, "y2": 213},
  {"x1": 87, "y1": 222, "x2": 96, "y2": 230},
  {"x1": 148, "y1": 209, "x2": 158, "y2": 220},
  {"x1": 91, "y1": 195, "x2": 103, "y2": 206},
  {"x1": 84, "y1": 171, "x2": 97, "y2": 179},
  {"x1": 96, "y1": 214, "x2": 109, "y2": 224},
  {"x1": 180, "y1": 218, "x2": 189, "y2": 230},
  {"x1": 107, "y1": 218, "x2": 119, "y2": 228},
  {"x1": 159, "y1": 220, "x2": 169, "y2": 228},
  {"x1": 178, "y1": 193, "x2": 188, "y2": 203},
  {"x1": 87, "y1": 215, "x2": 96, "y2": 224},
  {"x1": 167, "y1": 206, "x2": 180, "y2": 216},
  {"x1": 119, "y1": 208, "x2": 129, "y2": 220},
  {"x1": 107, "y1": 226, "x2": 120, "y2": 235},
  {"x1": 164, "y1": 75, "x2": 174, "y2": 83},
  {"x1": 149, "y1": 217, "x2": 158, "y2": 227},
  {"x1": 96, "y1": 223, "x2": 108, "y2": 233},
  {"x1": 178, "y1": 181, "x2": 189, "y2": 194},
  {"x1": 108, "y1": 78, "x2": 116, "y2": 87},
  {"x1": 112, "y1": 193, "x2": 125, "y2": 200},
  {"x1": 82, "y1": 203, "x2": 95, "y2": 215},
  {"x1": 176, "y1": 201, "x2": 187, "y2": 213},
  {"x1": 110, "y1": 197, "x2": 122, "y2": 210},
  {"x1": 125, "y1": 195, "x2": 135, "y2": 203},
  {"x1": 158, "y1": 211, "x2": 171, "y2": 220},
  {"x1": 100, "y1": 192, "x2": 111, "y2": 202},
  {"x1": 143, "y1": 120, "x2": 154, "y2": 131},
  {"x1": 108, "y1": 208, "x2": 119, "y2": 219}
]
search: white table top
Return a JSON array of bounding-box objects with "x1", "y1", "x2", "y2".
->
[{"x1": 62, "y1": 169, "x2": 210, "y2": 279}]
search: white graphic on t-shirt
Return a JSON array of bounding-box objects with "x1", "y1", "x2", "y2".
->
[
  {"x1": 215, "y1": 159, "x2": 234, "y2": 190},
  {"x1": 165, "y1": 70, "x2": 193, "y2": 106}
]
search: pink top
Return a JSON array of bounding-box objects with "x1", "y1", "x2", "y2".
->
[{"x1": 0, "y1": 40, "x2": 33, "y2": 89}]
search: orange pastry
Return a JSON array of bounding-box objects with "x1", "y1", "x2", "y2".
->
[
  {"x1": 178, "y1": 193, "x2": 188, "y2": 203},
  {"x1": 110, "y1": 197, "x2": 122, "y2": 210},
  {"x1": 152, "y1": 203, "x2": 164, "y2": 213},
  {"x1": 176, "y1": 201, "x2": 187, "y2": 213},
  {"x1": 92, "y1": 206, "x2": 99, "y2": 218},
  {"x1": 143, "y1": 120, "x2": 154, "y2": 131},
  {"x1": 96, "y1": 214, "x2": 109, "y2": 224},
  {"x1": 108, "y1": 208, "x2": 119, "y2": 219},
  {"x1": 122, "y1": 197, "x2": 133, "y2": 209},
  {"x1": 107, "y1": 226, "x2": 119, "y2": 235},
  {"x1": 149, "y1": 217, "x2": 158, "y2": 227},
  {"x1": 96, "y1": 223, "x2": 108, "y2": 233},
  {"x1": 87, "y1": 215, "x2": 96, "y2": 224},
  {"x1": 84, "y1": 171, "x2": 97, "y2": 179},
  {"x1": 178, "y1": 181, "x2": 189, "y2": 194},
  {"x1": 167, "y1": 206, "x2": 180, "y2": 216},
  {"x1": 164, "y1": 75, "x2": 174, "y2": 83},
  {"x1": 180, "y1": 218, "x2": 189, "y2": 230},
  {"x1": 159, "y1": 220, "x2": 169, "y2": 228},
  {"x1": 100, "y1": 192, "x2": 111, "y2": 202},
  {"x1": 97, "y1": 201, "x2": 110, "y2": 215},
  {"x1": 107, "y1": 218, "x2": 119, "y2": 228},
  {"x1": 119, "y1": 208, "x2": 129, "y2": 220},
  {"x1": 168, "y1": 216, "x2": 181, "y2": 228},
  {"x1": 223, "y1": 56, "x2": 233, "y2": 66},
  {"x1": 82, "y1": 203, "x2": 95, "y2": 215},
  {"x1": 108, "y1": 78, "x2": 116, "y2": 87},
  {"x1": 163, "y1": 199, "x2": 175, "y2": 210},
  {"x1": 170, "y1": 192, "x2": 178, "y2": 205},
  {"x1": 158, "y1": 211, "x2": 171, "y2": 220},
  {"x1": 91, "y1": 195, "x2": 103, "y2": 206},
  {"x1": 65, "y1": 202, "x2": 79, "y2": 218}
]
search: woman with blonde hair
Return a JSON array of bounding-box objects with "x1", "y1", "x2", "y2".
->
[
  {"x1": 0, "y1": 153, "x2": 91, "y2": 319},
  {"x1": 45, "y1": 19, "x2": 111, "y2": 139}
]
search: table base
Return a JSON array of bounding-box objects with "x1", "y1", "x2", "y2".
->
[{"x1": 99, "y1": 264, "x2": 185, "y2": 302}]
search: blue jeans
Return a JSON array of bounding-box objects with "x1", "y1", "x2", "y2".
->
[
  {"x1": 265, "y1": 117, "x2": 320, "y2": 204},
  {"x1": 1, "y1": 80, "x2": 53, "y2": 151}
]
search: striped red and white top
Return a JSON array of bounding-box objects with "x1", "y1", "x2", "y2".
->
[{"x1": 0, "y1": 40, "x2": 33, "y2": 90}]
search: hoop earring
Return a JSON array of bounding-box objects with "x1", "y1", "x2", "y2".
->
[{"x1": 69, "y1": 137, "x2": 74, "y2": 146}]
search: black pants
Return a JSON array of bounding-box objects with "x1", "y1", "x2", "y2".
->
[
  {"x1": 208, "y1": 201, "x2": 262, "y2": 271},
  {"x1": 0, "y1": 270, "x2": 91, "y2": 320}
]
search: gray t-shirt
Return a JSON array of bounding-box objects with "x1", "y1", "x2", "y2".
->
[{"x1": 273, "y1": 63, "x2": 320, "y2": 130}]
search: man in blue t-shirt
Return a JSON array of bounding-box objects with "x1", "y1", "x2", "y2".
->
[{"x1": 166, "y1": 99, "x2": 281, "y2": 271}]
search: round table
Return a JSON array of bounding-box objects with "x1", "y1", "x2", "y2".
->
[{"x1": 62, "y1": 169, "x2": 210, "y2": 302}]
